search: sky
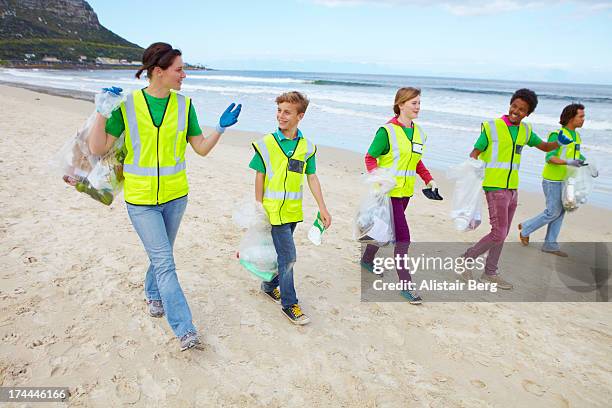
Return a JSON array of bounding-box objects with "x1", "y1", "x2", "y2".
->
[{"x1": 87, "y1": 0, "x2": 612, "y2": 84}]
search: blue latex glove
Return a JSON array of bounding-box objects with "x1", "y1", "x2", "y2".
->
[
  {"x1": 215, "y1": 103, "x2": 242, "y2": 133},
  {"x1": 557, "y1": 130, "x2": 573, "y2": 145},
  {"x1": 102, "y1": 86, "x2": 123, "y2": 96},
  {"x1": 566, "y1": 159, "x2": 585, "y2": 167}
]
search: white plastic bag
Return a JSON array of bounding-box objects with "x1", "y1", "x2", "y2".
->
[
  {"x1": 233, "y1": 200, "x2": 278, "y2": 281},
  {"x1": 563, "y1": 165, "x2": 595, "y2": 211},
  {"x1": 354, "y1": 169, "x2": 396, "y2": 245},
  {"x1": 448, "y1": 159, "x2": 484, "y2": 232},
  {"x1": 51, "y1": 91, "x2": 127, "y2": 205}
]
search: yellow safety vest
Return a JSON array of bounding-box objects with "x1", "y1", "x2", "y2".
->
[
  {"x1": 252, "y1": 133, "x2": 316, "y2": 225},
  {"x1": 376, "y1": 123, "x2": 426, "y2": 198},
  {"x1": 542, "y1": 128, "x2": 582, "y2": 181},
  {"x1": 479, "y1": 119, "x2": 530, "y2": 189},
  {"x1": 120, "y1": 90, "x2": 190, "y2": 205}
]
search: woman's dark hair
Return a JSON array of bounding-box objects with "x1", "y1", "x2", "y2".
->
[
  {"x1": 559, "y1": 103, "x2": 585, "y2": 126},
  {"x1": 135, "y1": 42, "x2": 182, "y2": 79},
  {"x1": 510, "y1": 88, "x2": 538, "y2": 115}
]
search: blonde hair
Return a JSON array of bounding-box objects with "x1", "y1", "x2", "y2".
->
[
  {"x1": 276, "y1": 91, "x2": 309, "y2": 114},
  {"x1": 393, "y1": 87, "x2": 421, "y2": 116}
]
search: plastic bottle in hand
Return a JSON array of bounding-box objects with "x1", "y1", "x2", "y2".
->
[
  {"x1": 308, "y1": 212, "x2": 326, "y2": 245},
  {"x1": 75, "y1": 178, "x2": 114, "y2": 205}
]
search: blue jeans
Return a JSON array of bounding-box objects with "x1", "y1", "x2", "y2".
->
[
  {"x1": 520, "y1": 180, "x2": 565, "y2": 252},
  {"x1": 126, "y1": 196, "x2": 196, "y2": 338},
  {"x1": 261, "y1": 223, "x2": 298, "y2": 308}
]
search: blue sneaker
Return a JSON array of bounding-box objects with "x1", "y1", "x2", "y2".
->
[
  {"x1": 361, "y1": 261, "x2": 382, "y2": 276},
  {"x1": 400, "y1": 290, "x2": 423, "y2": 305}
]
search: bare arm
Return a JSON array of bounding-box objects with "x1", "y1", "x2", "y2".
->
[
  {"x1": 88, "y1": 113, "x2": 117, "y2": 155},
  {"x1": 307, "y1": 174, "x2": 331, "y2": 228},
  {"x1": 548, "y1": 156, "x2": 567, "y2": 165},
  {"x1": 188, "y1": 129, "x2": 224, "y2": 156},
  {"x1": 255, "y1": 171, "x2": 265, "y2": 203},
  {"x1": 536, "y1": 141, "x2": 561, "y2": 152},
  {"x1": 469, "y1": 148, "x2": 481, "y2": 159}
]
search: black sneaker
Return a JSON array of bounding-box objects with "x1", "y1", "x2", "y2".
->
[
  {"x1": 263, "y1": 287, "x2": 281, "y2": 304},
  {"x1": 282, "y1": 304, "x2": 311, "y2": 325}
]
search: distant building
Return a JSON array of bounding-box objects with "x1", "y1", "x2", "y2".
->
[
  {"x1": 79, "y1": 55, "x2": 87, "y2": 61},
  {"x1": 24, "y1": 53, "x2": 36, "y2": 59},
  {"x1": 42, "y1": 56, "x2": 61, "y2": 62},
  {"x1": 95, "y1": 57, "x2": 120, "y2": 65}
]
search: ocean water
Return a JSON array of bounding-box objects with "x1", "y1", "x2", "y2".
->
[{"x1": 1, "y1": 68, "x2": 610, "y2": 208}]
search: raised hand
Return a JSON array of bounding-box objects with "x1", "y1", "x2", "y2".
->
[{"x1": 216, "y1": 103, "x2": 242, "y2": 133}]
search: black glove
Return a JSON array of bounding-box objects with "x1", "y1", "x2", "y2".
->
[{"x1": 422, "y1": 188, "x2": 443, "y2": 200}]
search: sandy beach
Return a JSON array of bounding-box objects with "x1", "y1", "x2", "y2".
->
[{"x1": 0, "y1": 83, "x2": 611, "y2": 407}]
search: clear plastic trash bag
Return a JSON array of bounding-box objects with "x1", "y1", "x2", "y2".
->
[
  {"x1": 233, "y1": 200, "x2": 278, "y2": 282},
  {"x1": 51, "y1": 91, "x2": 127, "y2": 205},
  {"x1": 354, "y1": 169, "x2": 396, "y2": 246},
  {"x1": 563, "y1": 164, "x2": 596, "y2": 212},
  {"x1": 447, "y1": 159, "x2": 484, "y2": 232}
]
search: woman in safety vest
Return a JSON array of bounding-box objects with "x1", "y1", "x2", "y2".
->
[
  {"x1": 518, "y1": 103, "x2": 589, "y2": 257},
  {"x1": 88, "y1": 42, "x2": 242, "y2": 351},
  {"x1": 361, "y1": 87, "x2": 443, "y2": 305}
]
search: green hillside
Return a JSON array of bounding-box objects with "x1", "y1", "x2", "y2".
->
[{"x1": 0, "y1": 0, "x2": 143, "y2": 64}]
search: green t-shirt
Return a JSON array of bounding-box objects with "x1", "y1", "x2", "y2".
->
[
  {"x1": 105, "y1": 90, "x2": 202, "y2": 138},
  {"x1": 249, "y1": 129, "x2": 316, "y2": 174},
  {"x1": 474, "y1": 122, "x2": 543, "y2": 191},
  {"x1": 367, "y1": 125, "x2": 414, "y2": 158},
  {"x1": 545, "y1": 128, "x2": 586, "y2": 162}
]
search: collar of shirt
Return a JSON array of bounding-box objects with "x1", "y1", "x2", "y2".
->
[
  {"x1": 387, "y1": 117, "x2": 414, "y2": 128},
  {"x1": 274, "y1": 128, "x2": 302, "y2": 142},
  {"x1": 501, "y1": 115, "x2": 521, "y2": 127}
]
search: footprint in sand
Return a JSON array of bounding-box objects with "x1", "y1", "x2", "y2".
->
[
  {"x1": 304, "y1": 274, "x2": 331, "y2": 288},
  {"x1": 113, "y1": 375, "x2": 141, "y2": 404},
  {"x1": 163, "y1": 377, "x2": 181, "y2": 396},
  {"x1": 470, "y1": 379, "x2": 487, "y2": 389},
  {"x1": 117, "y1": 340, "x2": 137, "y2": 359},
  {"x1": 522, "y1": 379, "x2": 546, "y2": 397}
]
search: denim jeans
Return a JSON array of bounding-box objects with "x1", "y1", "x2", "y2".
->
[
  {"x1": 126, "y1": 196, "x2": 196, "y2": 338},
  {"x1": 520, "y1": 180, "x2": 565, "y2": 252},
  {"x1": 261, "y1": 222, "x2": 298, "y2": 308}
]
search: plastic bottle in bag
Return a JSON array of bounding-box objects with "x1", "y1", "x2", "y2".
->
[{"x1": 51, "y1": 90, "x2": 127, "y2": 205}]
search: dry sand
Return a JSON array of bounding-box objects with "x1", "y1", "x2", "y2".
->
[{"x1": 0, "y1": 84, "x2": 611, "y2": 407}]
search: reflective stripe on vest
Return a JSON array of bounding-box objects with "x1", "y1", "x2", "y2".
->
[
  {"x1": 484, "y1": 119, "x2": 528, "y2": 172},
  {"x1": 377, "y1": 122, "x2": 426, "y2": 197},
  {"x1": 542, "y1": 129, "x2": 582, "y2": 181},
  {"x1": 480, "y1": 119, "x2": 529, "y2": 189},
  {"x1": 121, "y1": 90, "x2": 190, "y2": 205}
]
